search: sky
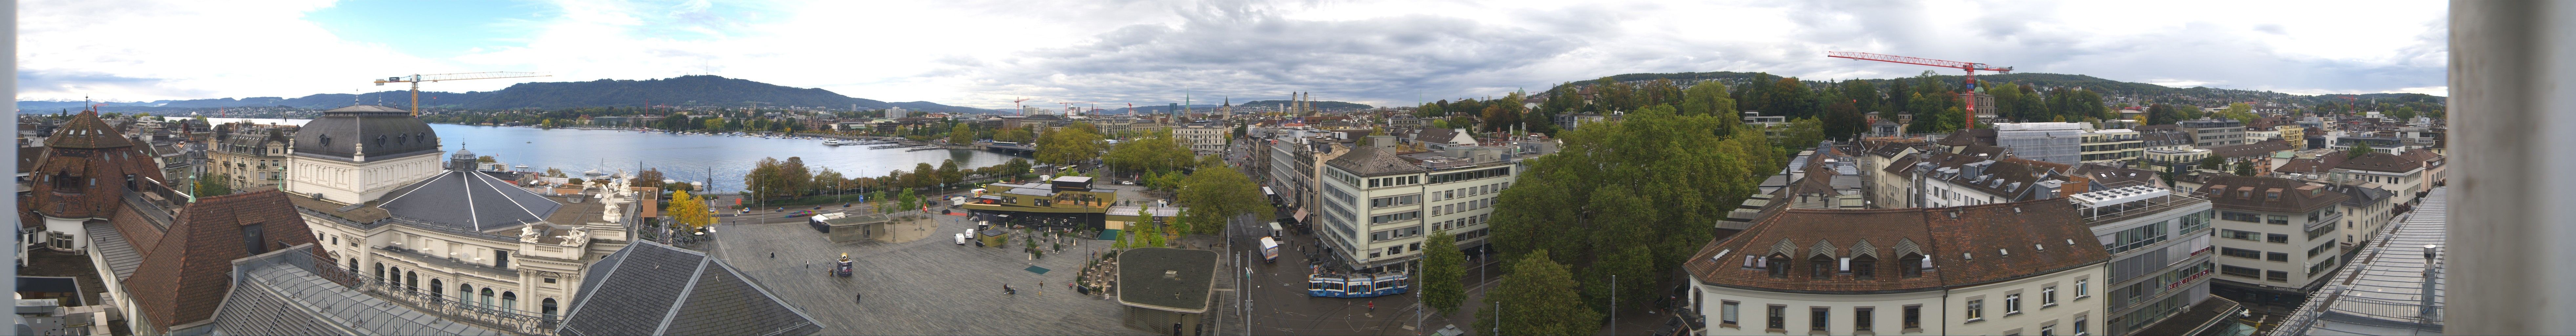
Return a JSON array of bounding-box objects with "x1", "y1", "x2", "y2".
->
[{"x1": 19, "y1": 0, "x2": 2450, "y2": 109}]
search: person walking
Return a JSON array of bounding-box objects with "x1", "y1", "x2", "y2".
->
[{"x1": 1367, "y1": 301, "x2": 1376, "y2": 313}]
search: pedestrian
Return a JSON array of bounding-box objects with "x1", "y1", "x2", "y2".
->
[
  {"x1": 770, "y1": 252, "x2": 776, "y2": 258},
  {"x1": 1367, "y1": 301, "x2": 1376, "y2": 312}
]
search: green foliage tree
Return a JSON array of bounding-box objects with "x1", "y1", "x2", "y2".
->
[
  {"x1": 939, "y1": 159, "x2": 964, "y2": 187},
  {"x1": 2221, "y1": 102, "x2": 2258, "y2": 122},
  {"x1": 1176, "y1": 163, "x2": 1272, "y2": 235},
  {"x1": 546, "y1": 168, "x2": 568, "y2": 178},
  {"x1": 948, "y1": 123, "x2": 975, "y2": 144},
  {"x1": 475, "y1": 155, "x2": 498, "y2": 163},
  {"x1": 1104, "y1": 129, "x2": 1195, "y2": 175},
  {"x1": 2199, "y1": 155, "x2": 2227, "y2": 172},
  {"x1": 2234, "y1": 160, "x2": 2257, "y2": 176},
  {"x1": 913, "y1": 162, "x2": 939, "y2": 190},
  {"x1": 1421, "y1": 230, "x2": 1467, "y2": 315},
  {"x1": 1471, "y1": 250, "x2": 1601, "y2": 336},
  {"x1": 195, "y1": 173, "x2": 234, "y2": 196},
  {"x1": 2348, "y1": 142, "x2": 2376, "y2": 159},
  {"x1": 1036, "y1": 124, "x2": 1108, "y2": 166},
  {"x1": 1490, "y1": 104, "x2": 1777, "y2": 318},
  {"x1": 2146, "y1": 103, "x2": 2183, "y2": 125},
  {"x1": 1004, "y1": 158, "x2": 1033, "y2": 178},
  {"x1": 1780, "y1": 117, "x2": 1826, "y2": 152}
]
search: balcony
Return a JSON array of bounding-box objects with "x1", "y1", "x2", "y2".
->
[
  {"x1": 356, "y1": 279, "x2": 560, "y2": 335},
  {"x1": 375, "y1": 245, "x2": 516, "y2": 278}
]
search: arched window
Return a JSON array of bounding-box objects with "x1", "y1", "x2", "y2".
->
[
  {"x1": 403, "y1": 271, "x2": 418, "y2": 294},
  {"x1": 429, "y1": 279, "x2": 445, "y2": 303},
  {"x1": 458, "y1": 284, "x2": 473, "y2": 306},
  {"x1": 480, "y1": 288, "x2": 496, "y2": 310},
  {"x1": 347, "y1": 259, "x2": 359, "y2": 274},
  {"x1": 1766, "y1": 254, "x2": 1791, "y2": 278},
  {"x1": 1901, "y1": 253, "x2": 1926, "y2": 278},
  {"x1": 542, "y1": 298, "x2": 559, "y2": 320},
  {"x1": 501, "y1": 292, "x2": 518, "y2": 314},
  {"x1": 373, "y1": 263, "x2": 385, "y2": 282},
  {"x1": 1853, "y1": 255, "x2": 1879, "y2": 280},
  {"x1": 1810, "y1": 255, "x2": 1835, "y2": 279}
]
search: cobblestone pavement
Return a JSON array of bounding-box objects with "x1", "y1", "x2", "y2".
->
[{"x1": 711, "y1": 211, "x2": 1150, "y2": 335}]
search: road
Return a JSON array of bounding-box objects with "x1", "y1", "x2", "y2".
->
[{"x1": 1215, "y1": 136, "x2": 1506, "y2": 335}]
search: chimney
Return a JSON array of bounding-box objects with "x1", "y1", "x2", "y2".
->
[{"x1": 2421, "y1": 244, "x2": 2441, "y2": 319}]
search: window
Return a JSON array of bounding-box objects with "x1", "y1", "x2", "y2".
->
[
  {"x1": 1901, "y1": 253, "x2": 1925, "y2": 278},
  {"x1": 2074, "y1": 315, "x2": 2089, "y2": 335},
  {"x1": 1965, "y1": 299, "x2": 1985, "y2": 322},
  {"x1": 501, "y1": 292, "x2": 518, "y2": 313},
  {"x1": 2267, "y1": 252, "x2": 2290, "y2": 262},
  {"x1": 2108, "y1": 224, "x2": 2168, "y2": 253},
  {"x1": 542, "y1": 298, "x2": 560, "y2": 320},
  {"x1": 2221, "y1": 265, "x2": 2263, "y2": 279},
  {"x1": 240, "y1": 223, "x2": 267, "y2": 255},
  {"x1": 2222, "y1": 229, "x2": 2260, "y2": 241},
  {"x1": 1903, "y1": 305, "x2": 1922, "y2": 330},
  {"x1": 1811, "y1": 256, "x2": 1834, "y2": 279},
  {"x1": 1768, "y1": 305, "x2": 1788, "y2": 331},
  {"x1": 1721, "y1": 301, "x2": 1741, "y2": 327},
  {"x1": 495, "y1": 250, "x2": 511, "y2": 268},
  {"x1": 1811, "y1": 307, "x2": 1830, "y2": 331},
  {"x1": 2309, "y1": 242, "x2": 2337, "y2": 258},
  {"x1": 1768, "y1": 255, "x2": 1791, "y2": 278},
  {"x1": 2267, "y1": 233, "x2": 2290, "y2": 244},
  {"x1": 2042, "y1": 325, "x2": 2056, "y2": 336},
  {"x1": 2221, "y1": 247, "x2": 2263, "y2": 260},
  {"x1": 2043, "y1": 286, "x2": 2059, "y2": 307},
  {"x1": 543, "y1": 278, "x2": 557, "y2": 284},
  {"x1": 2266, "y1": 214, "x2": 2289, "y2": 225},
  {"x1": 2266, "y1": 270, "x2": 2289, "y2": 282},
  {"x1": 1386, "y1": 247, "x2": 1401, "y2": 256},
  {"x1": 2005, "y1": 294, "x2": 2023, "y2": 315},
  {"x1": 2076, "y1": 279, "x2": 2090, "y2": 299},
  {"x1": 2220, "y1": 211, "x2": 2263, "y2": 222},
  {"x1": 1855, "y1": 307, "x2": 1874, "y2": 332},
  {"x1": 1853, "y1": 255, "x2": 1877, "y2": 280}
]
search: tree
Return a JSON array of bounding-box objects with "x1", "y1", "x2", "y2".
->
[
  {"x1": 1004, "y1": 158, "x2": 1033, "y2": 178},
  {"x1": 2348, "y1": 142, "x2": 2375, "y2": 159},
  {"x1": 1490, "y1": 104, "x2": 1776, "y2": 318},
  {"x1": 476, "y1": 156, "x2": 498, "y2": 163},
  {"x1": 2146, "y1": 103, "x2": 2183, "y2": 126},
  {"x1": 1105, "y1": 129, "x2": 1194, "y2": 174},
  {"x1": 914, "y1": 162, "x2": 939, "y2": 190},
  {"x1": 897, "y1": 188, "x2": 920, "y2": 212},
  {"x1": 938, "y1": 159, "x2": 963, "y2": 187},
  {"x1": 1780, "y1": 117, "x2": 1826, "y2": 152},
  {"x1": 2234, "y1": 160, "x2": 2257, "y2": 176},
  {"x1": 2199, "y1": 155, "x2": 2227, "y2": 172},
  {"x1": 195, "y1": 173, "x2": 234, "y2": 196},
  {"x1": 948, "y1": 123, "x2": 974, "y2": 144},
  {"x1": 633, "y1": 169, "x2": 665, "y2": 189},
  {"x1": 546, "y1": 168, "x2": 568, "y2": 178},
  {"x1": 1472, "y1": 250, "x2": 1601, "y2": 336},
  {"x1": 1421, "y1": 230, "x2": 1467, "y2": 315},
  {"x1": 1036, "y1": 124, "x2": 1108, "y2": 166},
  {"x1": 667, "y1": 190, "x2": 714, "y2": 230},
  {"x1": 2221, "y1": 102, "x2": 2257, "y2": 122},
  {"x1": 1176, "y1": 162, "x2": 1272, "y2": 235}
]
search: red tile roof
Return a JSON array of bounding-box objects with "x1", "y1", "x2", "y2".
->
[
  {"x1": 2196, "y1": 176, "x2": 2348, "y2": 214},
  {"x1": 1684, "y1": 200, "x2": 2109, "y2": 293},
  {"x1": 2336, "y1": 152, "x2": 2423, "y2": 173},
  {"x1": 122, "y1": 190, "x2": 321, "y2": 333}
]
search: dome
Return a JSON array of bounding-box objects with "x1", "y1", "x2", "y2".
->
[{"x1": 292, "y1": 105, "x2": 440, "y2": 161}]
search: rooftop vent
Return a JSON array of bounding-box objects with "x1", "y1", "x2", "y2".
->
[
  {"x1": 1999, "y1": 249, "x2": 2010, "y2": 256},
  {"x1": 2065, "y1": 239, "x2": 2075, "y2": 245},
  {"x1": 2035, "y1": 244, "x2": 2045, "y2": 251},
  {"x1": 1962, "y1": 252, "x2": 1973, "y2": 260}
]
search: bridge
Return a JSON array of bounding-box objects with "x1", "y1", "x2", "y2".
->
[{"x1": 984, "y1": 142, "x2": 1037, "y2": 153}]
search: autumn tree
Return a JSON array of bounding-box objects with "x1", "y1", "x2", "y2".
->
[{"x1": 668, "y1": 190, "x2": 714, "y2": 230}]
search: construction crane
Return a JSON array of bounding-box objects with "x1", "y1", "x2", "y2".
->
[
  {"x1": 1826, "y1": 52, "x2": 2012, "y2": 129},
  {"x1": 1012, "y1": 97, "x2": 1034, "y2": 115},
  {"x1": 374, "y1": 72, "x2": 551, "y2": 116}
]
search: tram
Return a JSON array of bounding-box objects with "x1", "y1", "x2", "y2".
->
[{"x1": 1307, "y1": 270, "x2": 1410, "y2": 298}]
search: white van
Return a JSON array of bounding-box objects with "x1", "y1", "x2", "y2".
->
[{"x1": 1268, "y1": 222, "x2": 1285, "y2": 238}]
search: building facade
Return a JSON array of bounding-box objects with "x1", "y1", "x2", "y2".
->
[
  {"x1": 1315, "y1": 144, "x2": 1516, "y2": 272},
  {"x1": 208, "y1": 127, "x2": 293, "y2": 192},
  {"x1": 2069, "y1": 185, "x2": 2220, "y2": 335},
  {"x1": 283, "y1": 105, "x2": 449, "y2": 204},
  {"x1": 1175, "y1": 121, "x2": 1229, "y2": 156},
  {"x1": 2197, "y1": 176, "x2": 2348, "y2": 300},
  {"x1": 1684, "y1": 201, "x2": 2109, "y2": 336},
  {"x1": 2081, "y1": 129, "x2": 2144, "y2": 164},
  {"x1": 2179, "y1": 119, "x2": 2247, "y2": 148}
]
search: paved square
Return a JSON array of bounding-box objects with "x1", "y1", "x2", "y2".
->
[{"x1": 711, "y1": 212, "x2": 1150, "y2": 335}]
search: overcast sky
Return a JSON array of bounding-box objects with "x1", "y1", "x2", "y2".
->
[{"x1": 20, "y1": 0, "x2": 2448, "y2": 109}]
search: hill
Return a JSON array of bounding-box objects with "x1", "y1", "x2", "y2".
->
[
  {"x1": 21, "y1": 75, "x2": 1000, "y2": 114},
  {"x1": 1544, "y1": 71, "x2": 2443, "y2": 106},
  {"x1": 1237, "y1": 100, "x2": 1373, "y2": 110}
]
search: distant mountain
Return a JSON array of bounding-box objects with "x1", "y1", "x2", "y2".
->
[
  {"x1": 1237, "y1": 100, "x2": 1372, "y2": 110},
  {"x1": 19, "y1": 75, "x2": 1002, "y2": 114},
  {"x1": 1545, "y1": 71, "x2": 2444, "y2": 106}
]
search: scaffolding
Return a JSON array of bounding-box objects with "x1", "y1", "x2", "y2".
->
[{"x1": 1994, "y1": 122, "x2": 2086, "y2": 166}]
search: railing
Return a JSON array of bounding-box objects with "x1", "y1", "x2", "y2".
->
[
  {"x1": 357, "y1": 279, "x2": 559, "y2": 335},
  {"x1": 377, "y1": 245, "x2": 517, "y2": 278}
]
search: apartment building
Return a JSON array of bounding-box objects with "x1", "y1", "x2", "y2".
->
[
  {"x1": 1175, "y1": 121, "x2": 1229, "y2": 156},
  {"x1": 2069, "y1": 184, "x2": 2221, "y2": 335},
  {"x1": 2142, "y1": 148, "x2": 2212, "y2": 174},
  {"x1": 2330, "y1": 152, "x2": 2427, "y2": 206},
  {"x1": 2197, "y1": 176, "x2": 2349, "y2": 300},
  {"x1": 1683, "y1": 201, "x2": 2109, "y2": 336},
  {"x1": 1315, "y1": 143, "x2": 1518, "y2": 272},
  {"x1": 208, "y1": 127, "x2": 294, "y2": 192},
  {"x1": 2179, "y1": 118, "x2": 2247, "y2": 147},
  {"x1": 2081, "y1": 129, "x2": 2144, "y2": 164}
]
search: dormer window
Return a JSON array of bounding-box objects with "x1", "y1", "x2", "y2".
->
[
  {"x1": 1767, "y1": 254, "x2": 1791, "y2": 278},
  {"x1": 1901, "y1": 253, "x2": 1926, "y2": 278},
  {"x1": 319, "y1": 135, "x2": 331, "y2": 146}
]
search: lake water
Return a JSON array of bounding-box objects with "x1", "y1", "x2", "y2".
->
[{"x1": 170, "y1": 117, "x2": 1021, "y2": 192}]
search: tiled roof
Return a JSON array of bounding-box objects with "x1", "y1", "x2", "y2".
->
[
  {"x1": 1935, "y1": 128, "x2": 1995, "y2": 147},
  {"x1": 1880, "y1": 156, "x2": 1920, "y2": 178},
  {"x1": 1683, "y1": 200, "x2": 2110, "y2": 293},
  {"x1": 2274, "y1": 155, "x2": 2347, "y2": 176},
  {"x1": 1999, "y1": 157, "x2": 2072, "y2": 173},
  {"x1": 2197, "y1": 176, "x2": 2349, "y2": 214},
  {"x1": 560, "y1": 241, "x2": 822, "y2": 336},
  {"x1": 2075, "y1": 163, "x2": 2159, "y2": 188},
  {"x1": 1957, "y1": 143, "x2": 2011, "y2": 159},
  {"x1": 2336, "y1": 152, "x2": 2423, "y2": 173},
  {"x1": 291, "y1": 105, "x2": 442, "y2": 162},
  {"x1": 17, "y1": 147, "x2": 40, "y2": 173},
  {"x1": 1117, "y1": 247, "x2": 1220, "y2": 312},
  {"x1": 1325, "y1": 145, "x2": 1427, "y2": 177},
  {"x1": 2207, "y1": 139, "x2": 2294, "y2": 159},
  {"x1": 46, "y1": 111, "x2": 134, "y2": 149},
  {"x1": 123, "y1": 190, "x2": 320, "y2": 333},
  {"x1": 208, "y1": 244, "x2": 508, "y2": 336},
  {"x1": 377, "y1": 170, "x2": 566, "y2": 232}
]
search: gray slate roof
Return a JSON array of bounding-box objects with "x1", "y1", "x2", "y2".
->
[
  {"x1": 377, "y1": 169, "x2": 564, "y2": 232},
  {"x1": 1325, "y1": 146, "x2": 1427, "y2": 177},
  {"x1": 83, "y1": 221, "x2": 145, "y2": 281},
  {"x1": 1116, "y1": 247, "x2": 1219, "y2": 313},
  {"x1": 559, "y1": 241, "x2": 822, "y2": 336},
  {"x1": 207, "y1": 244, "x2": 507, "y2": 336},
  {"x1": 291, "y1": 105, "x2": 441, "y2": 162}
]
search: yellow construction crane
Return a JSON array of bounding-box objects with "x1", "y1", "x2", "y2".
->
[{"x1": 373, "y1": 72, "x2": 551, "y2": 116}]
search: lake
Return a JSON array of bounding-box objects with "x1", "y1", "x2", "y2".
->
[{"x1": 170, "y1": 117, "x2": 1022, "y2": 192}]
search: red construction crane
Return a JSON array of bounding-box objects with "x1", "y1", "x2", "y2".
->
[
  {"x1": 1827, "y1": 52, "x2": 2012, "y2": 129},
  {"x1": 1013, "y1": 97, "x2": 1034, "y2": 115}
]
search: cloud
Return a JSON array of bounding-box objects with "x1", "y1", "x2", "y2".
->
[{"x1": 19, "y1": 0, "x2": 2452, "y2": 107}]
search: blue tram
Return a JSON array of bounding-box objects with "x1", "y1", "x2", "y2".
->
[{"x1": 1307, "y1": 271, "x2": 1410, "y2": 298}]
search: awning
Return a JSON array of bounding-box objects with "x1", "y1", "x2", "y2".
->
[{"x1": 1292, "y1": 208, "x2": 1309, "y2": 222}]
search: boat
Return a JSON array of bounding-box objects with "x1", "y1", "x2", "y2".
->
[{"x1": 823, "y1": 139, "x2": 845, "y2": 146}]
